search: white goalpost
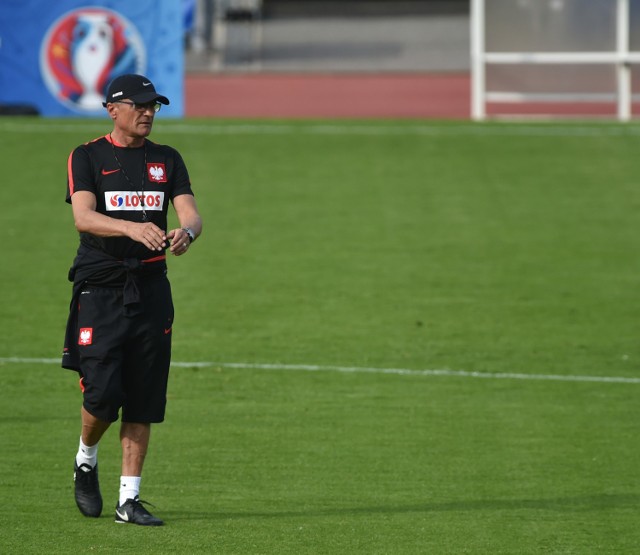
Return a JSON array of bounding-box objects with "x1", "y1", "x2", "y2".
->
[{"x1": 471, "y1": 0, "x2": 640, "y2": 120}]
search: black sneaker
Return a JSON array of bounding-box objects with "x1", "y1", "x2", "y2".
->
[
  {"x1": 115, "y1": 496, "x2": 164, "y2": 526},
  {"x1": 74, "y1": 461, "x2": 103, "y2": 517}
]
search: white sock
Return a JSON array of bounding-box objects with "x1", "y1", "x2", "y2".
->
[
  {"x1": 75, "y1": 437, "x2": 98, "y2": 470},
  {"x1": 119, "y1": 476, "x2": 142, "y2": 505}
]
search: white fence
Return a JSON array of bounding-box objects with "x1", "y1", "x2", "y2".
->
[{"x1": 471, "y1": 0, "x2": 640, "y2": 120}]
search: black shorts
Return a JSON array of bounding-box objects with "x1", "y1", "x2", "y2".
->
[{"x1": 76, "y1": 276, "x2": 174, "y2": 423}]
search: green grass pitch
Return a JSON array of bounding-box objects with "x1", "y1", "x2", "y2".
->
[{"x1": 1, "y1": 118, "x2": 639, "y2": 553}]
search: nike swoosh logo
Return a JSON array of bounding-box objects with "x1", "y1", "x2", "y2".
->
[
  {"x1": 164, "y1": 328, "x2": 172, "y2": 335},
  {"x1": 142, "y1": 82, "x2": 151, "y2": 87},
  {"x1": 101, "y1": 168, "x2": 120, "y2": 175},
  {"x1": 116, "y1": 509, "x2": 129, "y2": 521}
]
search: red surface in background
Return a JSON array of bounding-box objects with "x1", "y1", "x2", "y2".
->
[
  {"x1": 185, "y1": 73, "x2": 471, "y2": 118},
  {"x1": 486, "y1": 102, "x2": 640, "y2": 118},
  {"x1": 185, "y1": 72, "x2": 640, "y2": 119}
]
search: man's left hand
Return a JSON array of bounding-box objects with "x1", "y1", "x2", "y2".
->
[{"x1": 167, "y1": 228, "x2": 191, "y2": 256}]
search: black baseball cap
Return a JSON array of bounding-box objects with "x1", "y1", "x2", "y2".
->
[{"x1": 102, "y1": 74, "x2": 170, "y2": 107}]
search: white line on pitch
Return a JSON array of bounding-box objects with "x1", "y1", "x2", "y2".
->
[
  {"x1": 1, "y1": 357, "x2": 638, "y2": 384},
  {"x1": 3, "y1": 121, "x2": 640, "y2": 137}
]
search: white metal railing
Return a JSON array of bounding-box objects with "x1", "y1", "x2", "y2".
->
[{"x1": 471, "y1": 0, "x2": 638, "y2": 120}]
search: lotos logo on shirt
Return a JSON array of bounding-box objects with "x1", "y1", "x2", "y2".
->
[{"x1": 105, "y1": 191, "x2": 165, "y2": 211}]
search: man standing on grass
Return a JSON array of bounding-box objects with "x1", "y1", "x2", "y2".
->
[{"x1": 61, "y1": 74, "x2": 202, "y2": 526}]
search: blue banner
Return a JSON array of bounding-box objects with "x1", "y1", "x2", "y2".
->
[{"x1": 0, "y1": 0, "x2": 184, "y2": 117}]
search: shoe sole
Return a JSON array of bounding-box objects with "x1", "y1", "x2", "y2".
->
[{"x1": 115, "y1": 519, "x2": 164, "y2": 526}]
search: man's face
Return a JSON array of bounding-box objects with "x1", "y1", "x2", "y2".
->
[{"x1": 109, "y1": 99, "x2": 158, "y2": 138}]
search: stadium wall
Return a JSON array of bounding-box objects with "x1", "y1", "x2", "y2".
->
[{"x1": 184, "y1": 0, "x2": 471, "y2": 118}]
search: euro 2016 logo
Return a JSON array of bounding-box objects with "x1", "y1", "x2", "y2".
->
[{"x1": 40, "y1": 8, "x2": 146, "y2": 113}]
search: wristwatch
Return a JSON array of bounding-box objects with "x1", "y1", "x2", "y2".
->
[{"x1": 183, "y1": 227, "x2": 195, "y2": 243}]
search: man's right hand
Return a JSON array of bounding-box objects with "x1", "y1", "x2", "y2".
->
[{"x1": 127, "y1": 221, "x2": 167, "y2": 251}]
